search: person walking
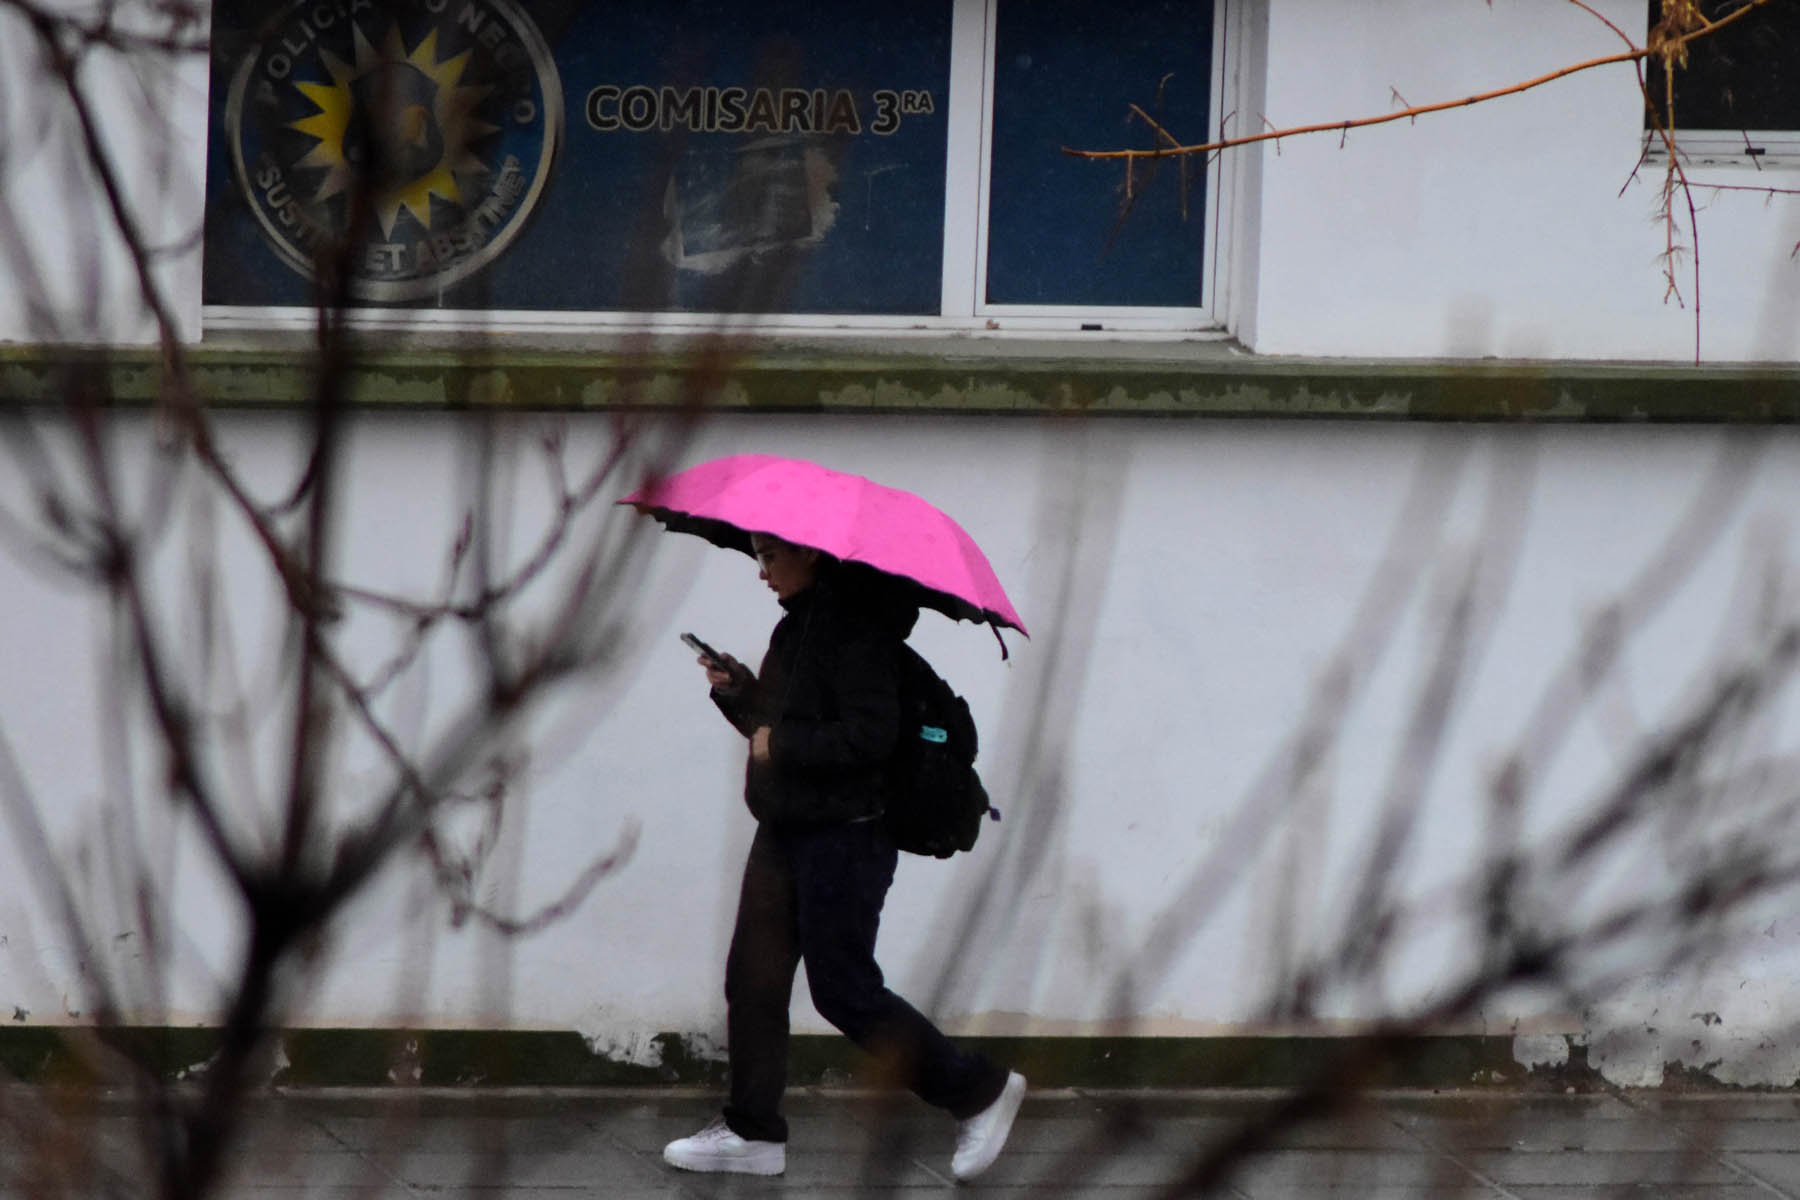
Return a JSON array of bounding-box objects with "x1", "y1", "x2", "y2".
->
[{"x1": 662, "y1": 533, "x2": 1026, "y2": 1181}]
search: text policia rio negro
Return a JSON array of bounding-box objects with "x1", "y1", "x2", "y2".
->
[{"x1": 586, "y1": 84, "x2": 936, "y2": 137}]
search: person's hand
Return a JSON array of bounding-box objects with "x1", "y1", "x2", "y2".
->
[
  {"x1": 751, "y1": 726, "x2": 772, "y2": 763},
  {"x1": 702, "y1": 652, "x2": 743, "y2": 690}
]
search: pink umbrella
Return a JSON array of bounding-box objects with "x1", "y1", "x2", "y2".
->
[{"x1": 619, "y1": 454, "x2": 1027, "y2": 640}]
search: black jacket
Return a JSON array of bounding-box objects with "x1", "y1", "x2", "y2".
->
[{"x1": 712, "y1": 564, "x2": 918, "y2": 827}]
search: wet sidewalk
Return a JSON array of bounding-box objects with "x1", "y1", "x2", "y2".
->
[{"x1": 15, "y1": 1085, "x2": 1800, "y2": 1198}]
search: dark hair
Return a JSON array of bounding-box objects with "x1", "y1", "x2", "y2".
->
[{"x1": 752, "y1": 533, "x2": 837, "y2": 568}]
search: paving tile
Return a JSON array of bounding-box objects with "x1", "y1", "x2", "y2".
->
[
  {"x1": 620, "y1": 1148, "x2": 947, "y2": 1191},
  {"x1": 600, "y1": 1115, "x2": 952, "y2": 1160},
  {"x1": 1625, "y1": 1095, "x2": 1800, "y2": 1122},
  {"x1": 436, "y1": 1193, "x2": 674, "y2": 1199},
  {"x1": 776, "y1": 1151, "x2": 942, "y2": 1188},
  {"x1": 0, "y1": 1161, "x2": 146, "y2": 1199},
  {"x1": 580, "y1": 1116, "x2": 726, "y2": 1155},
  {"x1": 862, "y1": 1108, "x2": 1218, "y2": 1159},
  {"x1": 215, "y1": 1149, "x2": 401, "y2": 1190},
  {"x1": 1717, "y1": 1151, "x2": 1800, "y2": 1191},
  {"x1": 637, "y1": 1176, "x2": 843, "y2": 1199},
  {"x1": 1231, "y1": 1149, "x2": 1482, "y2": 1193},
  {"x1": 436, "y1": 1192, "x2": 682, "y2": 1199},
  {"x1": 1267, "y1": 1116, "x2": 1421, "y2": 1151},
  {"x1": 220, "y1": 1190, "x2": 680, "y2": 1199},
  {"x1": 1402, "y1": 1115, "x2": 1686, "y2": 1153},
  {"x1": 561, "y1": 1095, "x2": 727, "y2": 1120},
  {"x1": 784, "y1": 1190, "x2": 1188, "y2": 1199},
  {"x1": 1674, "y1": 1119, "x2": 1800, "y2": 1151},
  {"x1": 1069, "y1": 1090, "x2": 1296, "y2": 1120},
  {"x1": 938, "y1": 1146, "x2": 1213, "y2": 1189},
  {"x1": 1235, "y1": 1190, "x2": 1501, "y2": 1200},
  {"x1": 1509, "y1": 1189, "x2": 1770, "y2": 1200},
  {"x1": 1382, "y1": 1094, "x2": 1640, "y2": 1122},
  {"x1": 267, "y1": 1090, "x2": 650, "y2": 1119},
  {"x1": 383, "y1": 1147, "x2": 660, "y2": 1188},
  {"x1": 790, "y1": 1115, "x2": 958, "y2": 1155},
  {"x1": 1464, "y1": 1149, "x2": 1742, "y2": 1187},
  {"x1": 311, "y1": 1112, "x2": 595, "y2": 1153},
  {"x1": 233, "y1": 1116, "x2": 364, "y2": 1157}
]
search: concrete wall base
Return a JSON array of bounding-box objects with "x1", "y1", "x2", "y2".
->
[{"x1": 0, "y1": 1028, "x2": 1711, "y2": 1091}]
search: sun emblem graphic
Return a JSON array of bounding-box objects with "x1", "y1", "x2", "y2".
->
[
  {"x1": 286, "y1": 26, "x2": 497, "y2": 239},
  {"x1": 224, "y1": 0, "x2": 560, "y2": 301}
]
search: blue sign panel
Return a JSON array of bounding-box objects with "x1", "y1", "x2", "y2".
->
[
  {"x1": 203, "y1": 0, "x2": 952, "y2": 313},
  {"x1": 986, "y1": 0, "x2": 1211, "y2": 308}
]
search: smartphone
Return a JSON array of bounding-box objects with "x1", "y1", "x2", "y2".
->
[{"x1": 680, "y1": 632, "x2": 725, "y2": 666}]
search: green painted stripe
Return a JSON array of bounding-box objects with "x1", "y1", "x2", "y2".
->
[
  {"x1": 0, "y1": 1028, "x2": 1600, "y2": 1090},
  {"x1": 2, "y1": 344, "x2": 1799, "y2": 421}
]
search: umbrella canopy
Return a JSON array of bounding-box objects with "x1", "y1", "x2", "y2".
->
[{"x1": 620, "y1": 454, "x2": 1027, "y2": 637}]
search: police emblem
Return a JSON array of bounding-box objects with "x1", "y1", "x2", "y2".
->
[{"x1": 225, "y1": 0, "x2": 561, "y2": 301}]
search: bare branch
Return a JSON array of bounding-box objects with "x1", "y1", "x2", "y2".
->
[{"x1": 1062, "y1": 0, "x2": 1775, "y2": 167}]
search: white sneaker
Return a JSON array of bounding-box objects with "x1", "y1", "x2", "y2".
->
[
  {"x1": 663, "y1": 1116, "x2": 786, "y2": 1175},
  {"x1": 951, "y1": 1071, "x2": 1026, "y2": 1181}
]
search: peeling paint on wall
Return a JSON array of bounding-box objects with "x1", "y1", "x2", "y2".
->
[
  {"x1": 577, "y1": 1027, "x2": 664, "y2": 1069},
  {"x1": 575, "y1": 1005, "x2": 726, "y2": 1070},
  {"x1": 1511, "y1": 1033, "x2": 1570, "y2": 1071},
  {"x1": 1582, "y1": 982, "x2": 1800, "y2": 1089}
]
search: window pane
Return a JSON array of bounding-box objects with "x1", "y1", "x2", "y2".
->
[
  {"x1": 1647, "y1": 0, "x2": 1800, "y2": 131},
  {"x1": 986, "y1": 0, "x2": 1212, "y2": 307}
]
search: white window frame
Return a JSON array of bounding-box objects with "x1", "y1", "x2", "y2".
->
[
  {"x1": 1642, "y1": 131, "x2": 1800, "y2": 170},
  {"x1": 203, "y1": 0, "x2": 1238, "y2": 340}
]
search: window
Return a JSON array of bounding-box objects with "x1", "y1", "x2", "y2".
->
[
  {"x1": 982, "y1": 0, "x2": 1212, "y2": 310},
  {"x1": 201, "y1": 0, "x2": 1227, "y2": 332},
  {"x1": 1644, "y1": 0, "x2": 1800, "y2": 165}
]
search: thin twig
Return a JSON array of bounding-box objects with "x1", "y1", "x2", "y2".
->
[{"x1": 1063, "y1": 0, "x2": 1778, "y2": 165}]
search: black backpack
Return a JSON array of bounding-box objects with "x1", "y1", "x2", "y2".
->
[{"x1": 883, "y1": 645, "x2": 999, "y2": 858}]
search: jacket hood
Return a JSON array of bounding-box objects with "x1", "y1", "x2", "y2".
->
[{"x1": 784, "y1": 560, "x2": 919, "y2": 640}]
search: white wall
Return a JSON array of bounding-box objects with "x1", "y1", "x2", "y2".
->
[
  {"x1": 0, "y1": 8, "x2": 208, "y2": 344},
  {"x1": 1246, "y1": 0, "x2": 1800, "y2": 361},
  {"x1": 3, "y1": 412, "x2": 1800, "y2": 1086}
]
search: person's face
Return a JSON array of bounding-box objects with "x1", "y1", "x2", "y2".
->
[{"x1": 751, "y1": 535, "x2": 819, "y2": 600}]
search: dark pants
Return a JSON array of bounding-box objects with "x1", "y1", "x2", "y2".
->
[{"x1": 721, "y1": 819, "x2": 1008, "y2": 1144}]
